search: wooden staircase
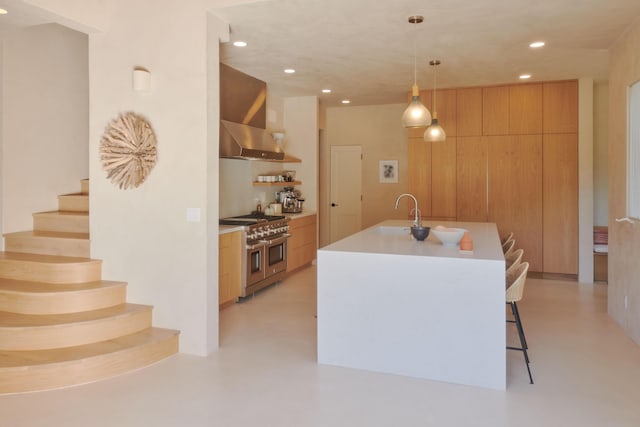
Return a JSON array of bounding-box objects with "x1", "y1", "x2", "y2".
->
[{"x1": 0, "y1": 179, "x2": 179, "y2": 393}]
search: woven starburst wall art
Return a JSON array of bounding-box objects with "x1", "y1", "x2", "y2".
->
[{"x1": 99, "y1": 112, "x2": 157, "y2": 190}]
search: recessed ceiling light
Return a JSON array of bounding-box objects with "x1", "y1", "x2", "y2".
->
[
  {"x1": 284, "y1": 68, "x2": 296, "y2": 74},
  {"x1": 322, "y1": 89, "x2": 332, "y2": 93},
  {"x1": 0, "y1": 8, "x2": 8, "y2": 14},
  {"x1": 232, "y1": 41, "x2": 247, "y2": 47},
  {"x1": 529, "y1": 41, "x2": 545, "y2": 48},
  {"x1": 519, "y1": 74, "x2": 532, "y2": 80},
  {"x1": 341, "y1": 99, "x2": 351, "y2": 104}
]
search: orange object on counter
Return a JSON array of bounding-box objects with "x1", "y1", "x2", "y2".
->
[{"x1": 460, "y1": 232, "x2": 473, "y2": 251}]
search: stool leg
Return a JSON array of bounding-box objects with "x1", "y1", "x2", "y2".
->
[
  {"x1": 508, "y1": 301, "x2": 534, "y2": 384},
  {"x1": 512, "y1": 301, "x2": 528, "y2": 350}
]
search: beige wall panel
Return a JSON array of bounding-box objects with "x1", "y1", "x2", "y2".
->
[
  {"x1": 457, "y1": 88, "x2": 483, "y2": 137},
  {"x1": 408, "y1": 137, "x2": 432, "y2": 218},
  {"x1": 483, "y1": 86, "x2": 509, "y2": 135},
  {"x1": 543, "y1": 81, "x2": 579, "y2": 133},
  {"x1": 608, "y1": 18, "x2": 640, "y2": 345},
  {"x1": 431, "y1": 138, "x2": 457, "y2": 218},
  {"x1": 543, "y1": 134, "x2": 579, "y2": 274},
  {"x1": 456, "y1": 136, "x2": 487, "y2": 221},
  {"x1": 509, "y1": 84, "x2": 543, "y2": 134},
  {"x1": 488, "y1": 135, "x2": 543, "y2": 271}
]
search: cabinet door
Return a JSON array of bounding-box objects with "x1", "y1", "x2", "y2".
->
[
  {"x1": 457, "y1": 88, "x2": 483, "y2": 136},
  {"x1": 431, "y1": 137, "x2": 457, "y2": 219},
  {"x1": 488, "y1": 135, "x2": 543, "y2": 271},
  {"x1": 543, "y1": 81, "x2": 578, "y2": 133},
  {"x1": 408, "y1": 137, "x2": 432, "y2": 218},
  {"x1": 543, "y1": 134, "x2": 578, "y2": 274},
  {"x1": 483, "y1": 86, "x2": 510, "y2": 135},
  {"x1": 219, "y1": 231, "x2": 242, "y2": 306},
  {"x1": 509, "y1": 84, "x2": 542, "y2": 134},
  {"x1": 457, "y1": 136, "x2": 487, "y2": 221}
]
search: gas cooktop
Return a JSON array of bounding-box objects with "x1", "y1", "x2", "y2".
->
[{"x1": 219, "y1": 213, "x2": 285, "y2": 226}]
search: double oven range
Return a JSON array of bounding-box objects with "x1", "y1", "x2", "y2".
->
[{"x1": 220, "y1": 214, "x2": 290, "y2": 297}]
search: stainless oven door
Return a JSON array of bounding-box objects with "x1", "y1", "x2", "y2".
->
[
  {"x1": 263, "y1": 234, "x2": 288, "y2": 277},
  {"x1": 246, "y1": 242, "x2": 266, "y2": 287}
]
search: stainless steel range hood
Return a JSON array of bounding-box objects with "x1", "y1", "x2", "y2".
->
[
  {"x1": 219, "y1": 63, "x2": 285, "y2": 161},
  {"x1": 220, "y1": 119, "x2": 284, "y2": 161}
]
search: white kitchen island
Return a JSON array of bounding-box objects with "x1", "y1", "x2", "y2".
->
[{"x1": 317, "y1": 220, "x2": 506, "y2": 390}]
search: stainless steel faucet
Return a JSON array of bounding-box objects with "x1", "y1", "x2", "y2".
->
[{"x1": 394, "y1": 193, "x2": 421, "y2": 227}]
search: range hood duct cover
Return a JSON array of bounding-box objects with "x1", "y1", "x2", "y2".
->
[{"x1": 220, "y1": 119, "x2": 284, "y2": 161}]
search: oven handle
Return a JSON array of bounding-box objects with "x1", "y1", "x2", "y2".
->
[
  {"x1": 246, "y1": 242, "x2": 267, "y2": 250},
  {"x1": 259, "y1": 234, "x2": 291, "y2": 245}
]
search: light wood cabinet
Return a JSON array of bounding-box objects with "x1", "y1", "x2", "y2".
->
[
  {"x1": 408, "y1": 80, "x2": 578, "y2": 274},
  {"x1": 456, "y1": 136, "x2": 487, "y2": 221},
  {"x1": 488, "y1": 135, "x2": 543, "y2": 271},
  {"x1": 543, "y1": 133, "x2": 578, "y2": 274},
  {"x1": 543, "y1": 81, "x2": 578, "y2": 133},
  {"x1": 287, "y1": 214, "x2": 317, "y2": 272},
  {"x1": 219, "y1": 231, "x2": 242, "y2": 309},
  {"x1": 431, "y1": 137, "x2": 457, "y2": 219},
  {"x1": 408, "y1": 137, "x2": 432, "y2": 218},
  {"x1": 483, "y1": 86, "x2": 509, "y2": 135},
  {"x1": 457, "y1": 88, "x2": 483, "y2": 136},
  {"x1": 509, "y1": 84, "x2": 542, "y2": 134}
]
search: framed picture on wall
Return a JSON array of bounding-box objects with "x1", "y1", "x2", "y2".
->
[{"x1": 379, "y1": 160, "x2": 398, "y2": 183}]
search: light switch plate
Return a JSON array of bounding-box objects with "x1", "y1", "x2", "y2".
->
[{"x1": 186, "y1": 207, "x2": 201, "y2": 222}]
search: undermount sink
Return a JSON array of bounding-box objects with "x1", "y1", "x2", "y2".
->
[{"x1": 372, "y1": 226, "x2": 411, "y2": 235}]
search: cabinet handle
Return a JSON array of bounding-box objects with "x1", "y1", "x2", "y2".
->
[{"x1": 331, "y1": 203, "x2": 339, "y2": 207}]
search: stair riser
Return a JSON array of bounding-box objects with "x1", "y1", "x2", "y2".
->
[
  {"x1": 0, "y1": 309, "x2": 152, "y2": 351},
  {"x1": 0, "y1": 286, "x2": 127, "y2": 315},
  {"x1": 0, "y1": 259, "x2": 101, "y2": 284},
  {"x1": 58, "y1": 195, "x2": 89, "y2": 212},
  {"x1": 4, "y1": 235, "x2": 90, "y2": 258},
  {"x1": 0, "y1": 333, "x2": 178, "y2": 394},
  {"x1": 33, "y1": 214, "x2": 89, "y2": 234}
]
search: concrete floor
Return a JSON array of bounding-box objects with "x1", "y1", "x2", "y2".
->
[{"x1": 1, "y1": 265, "x2": 639, "y2": 426}]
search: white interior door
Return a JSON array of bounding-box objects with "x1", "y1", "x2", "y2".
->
[{"x1": 330, "y1": 145, "x2": 362, "y2": 243}]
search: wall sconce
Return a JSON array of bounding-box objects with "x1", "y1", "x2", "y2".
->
[{"x1": 132, "y1": 67, "x2": 151, "y2": 92}]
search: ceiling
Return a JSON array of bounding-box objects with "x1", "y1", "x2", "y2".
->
[
  {"x1": 214, "y1": 0, "x2": 640, "y2": 107},
  {"x1": 2, "y1": 0, "x2": 640, "y2": 109}
]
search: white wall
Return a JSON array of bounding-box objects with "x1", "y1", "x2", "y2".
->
[
  {"x1": 2, "y1": 24, "x2": 88, "y2": 234},
  {"x1": 593, "y1": 82, "x2": 609, "y2": 226},
  {"x1": 85, "y1": 0, "x2": 217, "y2": 356},
  {"x1": 283, "y1": 96, "x2": 319, "y2": 211},
  {"x1": 320, "y1": 104, "x2": 408, "y2": 246}
]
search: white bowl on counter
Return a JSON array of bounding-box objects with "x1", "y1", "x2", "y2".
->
[{"x1": 431, "y1": 227, "x2": 466, "y2": 246}]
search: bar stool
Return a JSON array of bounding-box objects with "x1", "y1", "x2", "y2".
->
[
  {"x1": 501, "y1": 232, "x2": 514, "y2": 246},
  {"x1": 505, "y1": 248, "x2": 524, "y2": 275},
  {"x1": 502, "y1": 238, "x2": 516, "y2": 258},
  {"x1": 506, "y1": 261, "x2": 533, "y2": 384}
]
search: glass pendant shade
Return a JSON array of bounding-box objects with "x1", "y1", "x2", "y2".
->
[
  {"x1": 402, "y1": 84, "x2": 431, "y2": 128},
  {"x1": 424, "y1": 116, "x2": 446, "y2": 142}
]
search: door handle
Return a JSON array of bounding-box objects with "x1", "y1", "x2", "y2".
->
[{"x1": 331, "y1": 203, "x2": 339, "y2": 207}]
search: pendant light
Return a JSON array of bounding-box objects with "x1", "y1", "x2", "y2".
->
[
  {"x1": 402, "y1": 16, "x2": 431, "y2": 128},
  {"x1": 424, "y1": 59, "x2": 446, "y2": 142}
]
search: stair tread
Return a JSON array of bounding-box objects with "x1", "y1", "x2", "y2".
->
[
  {"x1": 0, "y1": 327, "x2": 178, "y2": 368},
  {"x1": 33, "y1": 211, "x2": 88, "y2": 217},
  {"x1": 59, "y1": 193, "x2": 88, "y2": 198},
  {"x1": 0, "y1": 278, "x2": 125, "y2": 294},
  {"x1": 0, "y1": 251, "x2": 98, "y2": 264},
  {"x1": 0, "y1": 303, "x2": 150, "y2": 327},
  {"x1": 3, "y1": 230, "x2": 89, "y2": 240}
]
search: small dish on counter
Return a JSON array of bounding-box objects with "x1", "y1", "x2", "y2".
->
[{"x1": 431, "y1": 226, "x2": 466, "y2": 246}]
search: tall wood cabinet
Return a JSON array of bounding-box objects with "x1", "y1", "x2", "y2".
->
[{"x1": 408, "y1": 80, "x2": 578, "y2": 275}]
